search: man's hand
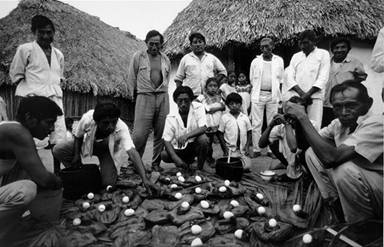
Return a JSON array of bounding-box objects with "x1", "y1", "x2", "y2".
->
[
  {"x1": 143, "y1": 179, "x2": 160, "y2": 197},
  {"x1": 284, "y1": 101, "x2": 307, "y2": 119},
  {"x1": 301, "y1": 93, "x2": 313, "y2": 105},
  {"x1": 270, "y1": 114, "x2": 286, "y2": 126},
  {"x1": 177, "y1": 134, "x2": 189, "y2": 149},
  {"x1": 174, "y1": 157, "x2": 188, "y2": 169}
]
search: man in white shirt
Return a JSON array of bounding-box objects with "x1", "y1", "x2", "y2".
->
[
  {"x1": 9, "y1": 15, "x2": 66, "y2": 146},
  {"x1": 174, "y1": 32, "x2": 227, "y2": 97},
  {"x1": 286, "y1": 30, "x2": 330, "y2": 130},
  {"x1": 161, "y1": 86, "x2": 209, "y2": 170},
  {"x1": 53, "y1": 102, "x2": 157, "y2": 193},
  {"x1": 285, "y1": 80, "x2": 383, "y2": 223},
  {"x1": 370, "y1": 27, "x2": 384, "y2": 101},
  {"x1": 249, "y1": 38, "x2": 284, "y2": 157}
]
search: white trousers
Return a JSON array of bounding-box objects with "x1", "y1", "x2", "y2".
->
[
  {"x1": 306, "y1": 98, "x2": 323, "y2": 131},
  {"x1": 251, "y1": 91, "x2": 278, "y2": 152}
]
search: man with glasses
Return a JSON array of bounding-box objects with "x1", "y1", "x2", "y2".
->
[{"x1": 127, "y1": 30, "x2": 171, "y2": 172}]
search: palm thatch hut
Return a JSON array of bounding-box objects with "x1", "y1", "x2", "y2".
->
[
  {"x1": 0, "y1": 0, "x2": 145, "y2": 122},
  {"x1": 164, "y1": 0, "x2": 384, "y2": 74}
]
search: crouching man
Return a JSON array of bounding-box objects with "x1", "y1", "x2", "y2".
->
[
  {"x1": 0, "y1": 96, "x2": 63, "y2": 242},
  {"x1": 53, "y1": 102, "x2": 157, "y2": 193},
  {"x1": 285, "y1": 80, "x2": 383, "y2": 223},
  {"x1": 161, "y1": 86, "x2": 209, "y2": 170}
]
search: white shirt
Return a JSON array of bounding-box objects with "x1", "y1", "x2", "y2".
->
[
  {"x1": 218, "y1": 112, "x2": 252, "y2": 154},
  {"x1": 196, "y1": 94, "x2": 223, "y2": 129},
  {"x1": 175, "y1": 52, "x2": 227, "y2": 96},
  {"x1": 219, "y1": 83, "x2": 237, "y2": 100},
  {"x1": 74, "y1": 110, "x2": 135, "y2": 169},
  {"x1": 9, "y1": 41, "x2": 64, "y2": 98},
  {"x1": 261, "y1": 61, "x2": 272, "y2": 91},
  {"x1": 286, "y1": 47, "x2": 330, "y2": 99},
  {"x1": 249, "y1": 54, "x2": 284, "y2": 103},
  {"x1": 370, "y1": 27, "x2": 384, "y2": 73},
  {"x1": 319, "y1": 111, "x2": 383, "y2": 172},
  {"x1": 162, "y1": 102, "x2": 207, "y2": 149}
]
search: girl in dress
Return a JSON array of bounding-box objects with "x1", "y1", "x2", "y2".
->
[
  {"x1": 196, "y1": 77, "x2": 226, "y2": 164},
  {"x1": 236, "y1": 72, "x2": 252, "y2": 115}
]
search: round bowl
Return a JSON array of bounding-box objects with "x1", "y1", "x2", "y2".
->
[{"x1": 260, "y1": 170, "x2": 275, "y2": 182}]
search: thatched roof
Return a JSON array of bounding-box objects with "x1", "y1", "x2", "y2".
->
[
  {"x1": 164, "y1": 0, "x2": 384, "y2": 56},
  {"x1": 0, "y1": 0, "x2": 146, "y2": 99}
]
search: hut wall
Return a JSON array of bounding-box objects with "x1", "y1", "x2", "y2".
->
[{"x1": 0, "y1": 85, "x2": 135, "y2": 124}]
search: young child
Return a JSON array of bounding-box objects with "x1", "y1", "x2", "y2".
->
[
  {"x1": 196, "y1": 77, "x2": 226, "y2": 164},
  {"x1": 219, "y1": 71, "x2": 237, "y2": 101},
  {"x1": 218, "y1": 93, "x2": 252, "y2": 171},
  {"x1": 236, "y1": 72, "x2": 252, "y2": 115},
  {"x1": 258, "y1": 96, "x2": 309, "y2": 179}
]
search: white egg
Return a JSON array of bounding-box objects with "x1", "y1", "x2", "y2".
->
[
  {"x1": 219, "y1": 186, "x2": 227, "y2": 192},
  {"x1": 224, "y1": 180, "x2": 230, "y2": 186},
  {"x1": 268, "y1": 218, "x2": 277, "y2": 228},
  {"x1": 256, "y1": 193, "x2": 264, "y2": 200},
  {"x1": 200, "y1": 200, "x2": 210, "y2": 209},
  {"x1": 124, "y1": 208, "x2": 135, "y2": 216},
  {"x1": 181, "y1": 201, "x2": 190, "y2": 209},
  {"x1": 106, "y1": 185, "x2": 113, "y2": 191},
  {"x1": 302, "y1": 233, "x2": 313, "y2": 244},
  {"x1": 223, "y1": 211, "x2": 234, "y2": 219},
  {"x1": 191, "y1": 225, "x2": 202, "y2": 234},
  {"x1": 230, "y1": 200, "x2": 239, "y2": 207},
  {"x1": 191, "y1": 237, "x2": 203, "y2": 246},
  {"x1": 72, "y1": 218, "x2": 81, "y2": 226},
  {"x1": 176, "y1": 172, "x2": 182, "y2": 177},
  {"x1": 195, "y1": 187, "x2": 202, "y2": 194},
  {"x1": 257, "y1": 206, "x2": 266, "y2": 215},
  {"x1": 98, "y1": 204, "x2": 106, "y2": 212},
  {"x1": 122, "y1": 196, "x2": 130, "y2": 203},
  {"x1": 175, "y1": 192, "x2": 183, "y2": 199},
  {"x1": 234, "y1": 229, "x2": 243, "y2": 239},
  {"x1": 82, "y1": 201, "x2": 90, "y2": 209},
  {"x1": 293, "y1": 204, "x2": 302, "y2": 212},
  {"x1": 178, "y1": 176, "x2": 185, "y2": 182},
  {"x1": 87, "y1": 192, "x2": 94, "y2": 200},
  {"x1": 195, "y1": 175, "x2": 202, "y2": 182},
  {"x1": 170, "y1": 184, "x2": 178, "y2": 189}
]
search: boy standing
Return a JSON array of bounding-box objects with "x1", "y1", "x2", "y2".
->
[{"x1": 218, "y1": 93, "x2": 252, "y2": 170}]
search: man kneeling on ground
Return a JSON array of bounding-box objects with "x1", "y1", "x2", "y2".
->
[
  {"x1": 259, "y1": 96, "x2": 311, "y2": 179},
  {"x1": 285, "y1": 80, "x2": 383, "y2": 223},
  {"x1": 161, "y1": 86, "x2": 209, "y2": 170},
  {"x1": 53, "y1": 102, "x2": 157, "y2": 193},
  {"x1": 0, "y1": 96, "x2": 63, "y2": 242}
]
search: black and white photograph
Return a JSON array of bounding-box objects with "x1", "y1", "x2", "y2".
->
[{"x1": 0, "y1": 0, "x2": 383, "y2": 246}]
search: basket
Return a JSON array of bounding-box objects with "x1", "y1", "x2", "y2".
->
[{"x1": 59, "y1": 164, "x2": 102, "y2": 200}]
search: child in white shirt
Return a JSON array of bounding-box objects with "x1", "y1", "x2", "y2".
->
[
  {"x1": 236, "y1": 72, "x2": 252, "y2": 115},
  {"x1": 218, "y1": 93, "x2": 252, "y2": 170},
  {"x1": 219, "y1": 71, "x2": 237, "y2": 100}
]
